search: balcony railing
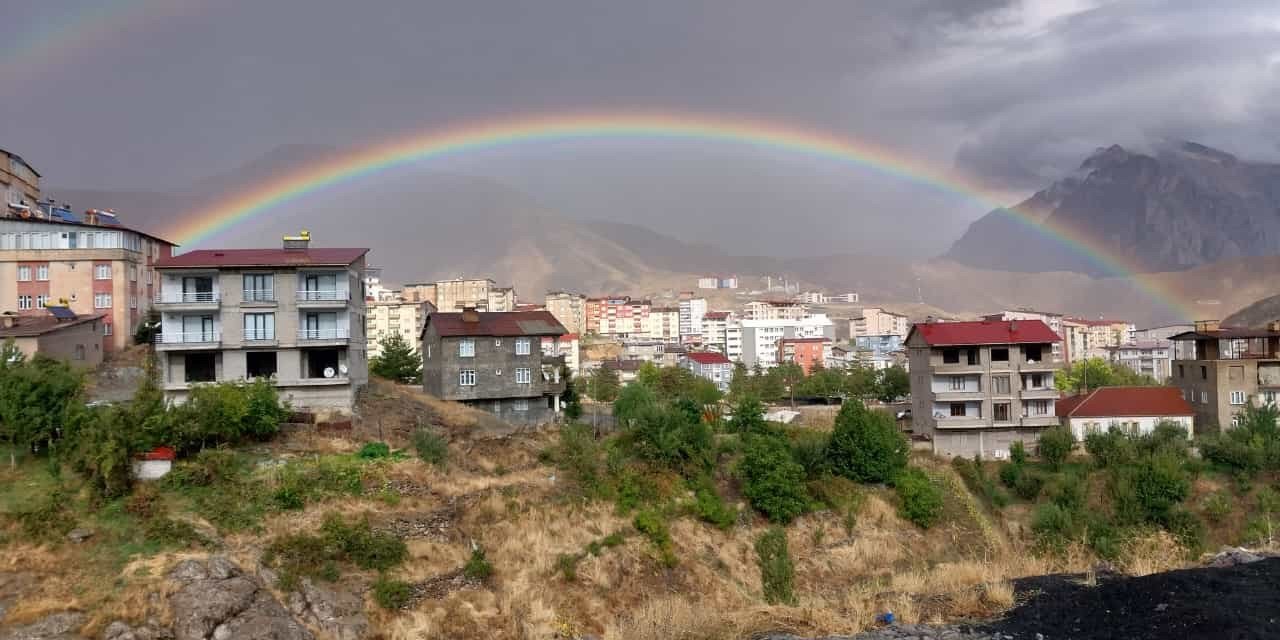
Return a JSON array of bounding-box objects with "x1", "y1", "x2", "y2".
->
[
  {"x1": 242, "y1": 289, "x2": 276, "y2": 302},
  {"x1": 243, "y1": 329, "x2": 275, "y2": 341},
  {"x1": 155, "y1": 331, "x2": 220, "y2": 345},
  {"x1": 155, "y1": 291, "x2": 219, "y2": 304},
  {"x1": 297, "y1": 328, "x2": 349, "y2": 341},
  {"x1": 297, "y1": 290, "x2": 347, "y2": 302}
]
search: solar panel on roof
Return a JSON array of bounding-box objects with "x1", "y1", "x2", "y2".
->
[{"x1": 46, "y1": 306, "x2": 76, "y2": 320}]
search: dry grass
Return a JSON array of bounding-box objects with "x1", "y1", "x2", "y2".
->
[{"x1": 1118, "y1": 531, "x2": 1187, "y2": 576}]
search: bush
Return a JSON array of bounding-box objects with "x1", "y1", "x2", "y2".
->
[
  {"x1": 372, "y1": 575, "x2": 412, "y2": 609},
  {"x1": 13, "y1": 490, "x2": 75, "y2": 540},
  {"x1": 412, "y1": 428, "x2": 448, "y2": 467},
  {"x1": 755, "y1": 526, "x2": 796, "y2": 605},
  {"x1": 1131, "y1": 453, "x2": 1191, "y2": 522},
  {"x1": 1037, "y1": 427, "x2": 1075, "y2": 469},
  {"x1": 739, "y1": 433, "x2": 809, "y2": 524},
  {"x1": 894, "y1": 467, "x2": 944, "y2": 529},
  {"x1": 1009, "y1": 441, "x2": 1028, "y2": 466},
  {"x1": 1013, "y1": 471, "x2": 1045, "y2": 500},
  {"x1": 623, "y1": 403, "x2": 714, "y2": 475},
  {"x1": 320, "y1": 514, "x2": 408, "y2": 571},
  {"x1": 611, "y1": 465, "x2": 661, "y2": 514},
  {"x1": 727, "y1": 397, "x2": 768, "y2": 434},
  {"x1": 1050, "y1": 471, "x2": 1087, "y2": 514},
  {"x1": 806, "y1": 474, "x2": 864, "y2": 513},
  {"x1": 1085, "y1": 428, "x2": 1135, "y2": 468},
  {"x1": 357, "y1": 442, "x2": 392, "y2": 459},
  {"x1": 1031, "y1": 503, "x2": 1077, "y2": 550},
  {"x1": 787, "y1": 429, "x2": 829, "y2": 479},
  {"x1": 824, "y1": 401, "x2": 907, "y2": 484},
  {"x1": 1201, "y1": 491, "x2": 1232, "y2": 524},
  {"x1": 998, "y1": 462, "x2": 1021, "y2": 489},
  {"x1": 1162, "y1": 507, "x2": 1205, "y2": 552},
  {"x1": 633, "y1": 510, "x2": 677, "y2": 568},
  {"x1": 690, "y1": 476, "x2": 737, "y2": 530},
  {"x1": 464, "y1": 546, "x2": 493, "y2": 580},
  {"x1": 552, "y1": 423, "x2": 604, "y2": 497}
]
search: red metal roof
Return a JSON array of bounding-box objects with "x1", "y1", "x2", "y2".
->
[
  {"x1": 137, "y1": 446, "x2": 176, "y2": 461},
  {"x1": 685, "y1": 351, "x2": 731, "y2": 365},
  {"x1": 703, "y1": 311, "x2": 731, "y2": 320},
  {"x1": 155, "y1": 248, "x2": 368, "y2": 268},
  {"x1": 426, "y1": 310, "x2": 566, "y2": 337},
  {"x1": 1056, "y1": 387, "x2": 1193, "y2": 418},
  {"x1": 779, "y1": 337, "x2": 829, "y2": 344},
  {"x1": 908, "y1": 320, "x2": 1060, "y2": 346}
]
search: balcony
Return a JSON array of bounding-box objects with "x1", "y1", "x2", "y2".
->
[
  {"x1": 296, "y1": 290, "x2": 349, "y2": 307},
  {"x1": 154, "y1": 291, "x2": 220, "y2": 309},
  {"x1": 933, "y1": 361, "x2": 982, "y2": 373},
  {"x1": 935, "y1": 416, "x2": 987, "y2": 429},
  {"x1": 1020, "y1": 387, "x2": 1060, "y2": 400},
  {"x1": 1019, "y1": 358, "x2": 1060, "y2": 372},
  {"x1": 154, "y1": 331, "x2": 221, "y2": 350},
  {"x1": 934, "y1": 389, "x2": 985, "y2": 402},
  {"x1": 1020, "y1": 416, "x2": 1059, "y2": 428},
  {"x1": 297, "y1": 328, "x2": 350, "y2": 344},
  {"x1": 242, "y1": 329, "x2": 277, "y2": 344},
  {"x1": 241, "y1": 289, "x2": 277, "y2": 306}
]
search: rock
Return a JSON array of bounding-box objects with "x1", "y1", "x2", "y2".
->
[
  {"x1": 169, "y1": 576, "x2": 257, "y2": 640},
  {"x1": 206, "y1": 556, "x2": 239, "y2": 581},
  {"x1": 208, "y1": 591, "x2": 311, "y2": 640},
  {"x1": 1206, "y1": 547, "x2": 1264, "y2": 568},
  {"x1": 168, "y1": 560, "x2": 209, "y2": 583},
  {"x1": 0, "y1": 611, "x2": 85, "y2": 640},
  {"x1": 288, "y1": 579, "x2": 367, "y2": 640},
  {"x1": 66, "y1": 528, "x2": 94, "y2": 544},
  {"x1": 100, "y1": 620, "x2": 172, "y2": 640}
]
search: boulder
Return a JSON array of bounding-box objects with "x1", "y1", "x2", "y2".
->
[
  {"x1": 66, "y1": 529, "x2": 94, "y2": 544},
  {"x1": 287, "y1": 579, "x2": 368, "y2": 640},
  {"x1": 0, "y1": 611, "x2": 85, "y2": 640},
  {"x1": 1206, "y1": 547, "x2": 1264, "y2": 568},
  {"x1": 165, "y1": 557, "x2": 313, "y2": 640},
  {"x1": 206, "y1": 557, "x2": 239, "y2": 581},
  {"x1": 208, "y1": 591, "x2": 310, "y2": 640},
  {"x1": 167, "y1": 561, "x2": 209, "y2": 584},
  {"x1": 169, "y1": 576, "x2": 257, "y2": 640}
]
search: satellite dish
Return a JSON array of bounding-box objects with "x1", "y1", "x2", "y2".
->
[
  {"x1": 339, "y1": 364, "x2": 348, "y2": 375},
  {"x1": 323, "y1": 366, "x2": 336, "y2": 378}
]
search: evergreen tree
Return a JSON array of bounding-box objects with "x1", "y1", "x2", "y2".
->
[
  {"x1": 825, "y1": 400, "x2": 908, "y2": 483},
  {"x1": 370, "y1": 333, "x2": 422, "y2": 384},
  {"x1": 561, "y1": 366, "x2": 583, "y2": 420},
  {"x1": 585, "y1": 366, "x2": 621, "y2": 403}
]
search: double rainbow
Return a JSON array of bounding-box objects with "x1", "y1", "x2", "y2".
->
[{"x1": 169, "y1": 110, "x2": 1192, "y2": 319}]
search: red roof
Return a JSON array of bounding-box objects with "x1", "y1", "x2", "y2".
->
[
  {"x1": 156, "y1": 248, "x2": 368, "y2": 268},
  {"x1": 426, "y1": 310, "x2": 566, "y2": 338},
  {"x1": 137, "y1": 446, "x2": 176, "y2": 461},
  {"x1": 1056, "y1": 387, "x2": 1192, "y2": 419},
  {"x1": 685, "y1": 351, "x2": 731, "y2": 365},
  {"x1": 779, "y1": 337, "x2": 829, "y2": 344},
  {"x1": 703, "y1": 311, "x2": 731, "y2": 320},
  {"x1": 908, "y1": 320, "x2": 1060, "y2": 346}
]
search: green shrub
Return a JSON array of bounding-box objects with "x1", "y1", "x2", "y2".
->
[
  {"x1": 1131, "y1": 453, "x2": 1191, "y2": 522},
  {"x1": 1037, "y1": 427, "x2": 1075, "y2": 469},
  {"x1": 412, "y1": 428, "x2": 448, "y2": 467},
  {"x1": 1201, "y1": 491, "x2": 1232, "y2": 524},
  {"x1": 1085, "y1": 428, "x2": 1134, "y2": 468},
  {"x1": 1161, "y1": 507, "x2": 1205, "y2": 552},
  {"x1": 372, "y1": 575, "x2": 412, "y2": 609},
  {"x1": 601, "y1": 531, "x2": 625, "y2": 548},
  {"x1": 263, "y1": 514, "x2": 408, "y2": 588},
  {"x1": 894, "y1": 468, "x2": 944, "y2": 529},
  {"x1": 998, "y1": 462, "x2": 1021, "y2": 489},
  {"x1": 320, "y1": 514, "x2": 408, "y2": 571},
  {"x1": 623, "y1": 403, "x2": 714, "y2": 475},
  {"x1": 612, "y1": 465, "x2": 661, "y2": 514},
  {"x1": 1009, "y1": 441, "x2": 1028, "y2": 466},
  {"x1": 555, "y1": 553, "x2": 579, "y2": 581},
  {"x1": 824, "y1": 401, "x2": 907, "y2": 484},
  {"x1": 806, "y1": 474, "x2": 864, "y2": 513},
  {"x1": 142, "y1": 517, "x2": 206, "y2": 548},
  {"x1": 1031, "y1": 503, "x2": 1076, "y2": 551},
  {"x1": 13, "y1": 490, "x2": 75, "y2": 540},
  {"x1": 755, "y1": 526, "x2": 796, "y2": 605},
  {"x1": 633, "y1": 510, "x2": 677, "y2": 568},
  {"x1": 552, "y1": 423, "x2": 604, "y2": 497},
  {"x1": 787, "y1": 429, "x2": 829, "y2": 478},
  {"x1": 1013, "y1": 471, "x2": 1045, "y2": 500},
  {"x1": 690, "y1": 477, "x2": 737, "y2": 530},
  {"x1": 1243, "y1": 515, "x2": 1277, "y2": 546},
  {"x1": 727, "y1": 397, "x2": 768, "y2": 434},
  {"x1": 464, "y1": 546, "x2": 493, "y2": 580},
  {"x1": 1050, "y1": 471, "x2": 1087, "y2": 514},
  {"x1": 357, "y1": 442, "x2": 392, "y2": 459},
  {"x1": 739, "y1": 433, "x2": 809, "y2": 524}
]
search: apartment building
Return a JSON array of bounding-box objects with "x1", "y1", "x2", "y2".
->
[
  {"x1": 0, "y1": 307, "x2": 105, "y2": 367},
  {"x1": 367, "y1": 299, "x2": 434, "y2": 358},
  {"x1": 0, "y1": 211, "x2": 176, "y2": 350},
  {"x1": 698, "y1": 277, "x2": 718, "y2": 289},
  {"x1": 678, "y1": 293, "x2": 707, "y2": 338},
  {"x1": 778, "y1": 337, "x2": 830, "y2": 375},
  {"x1": 1169, "y1": 320, "x2": 1280, "y2": 432},
  {"x1": 646, "y1": 306, "x2": 680, "y2": 342},
  {"x1": 740, "y1": 314, "x2": 835, "y2": 369},
  {"x1": 544, "y1": 291, "x2": 587, "y2": 335},
  {"x1": 2, "y1": 148, "x2": 40, "y2": 210},
  {"x1": 585, "y1": 296, "x2": 650, "y2": 337},
  {"x1": 906, "y1": 319, "x2": 1063, "y2": 458},
  {"x1": 743, "y1": 300, "x2": 808, "y2": 322},
  {"x1": 421, "y1": 309, "x2": 568, "y2": 424},
  {"x1": 1105, "y1": 341, "x2": 1173, "y2": 381},
  {"x1": 1064, "y1": 317, "x2": 1133, "y2": 361},
  {"x1": 986, "y1": 309, "x2": 1064, "y2": 359},
  {"x1": 399, "y1": 278, "x2": 516, "y2": 312},
  {"x1": 541, "y1": 333, "x2": 580, "y2": 374},
  {"x1": 855, "y1": 334, "x2": 905, "y2": 370},
  {"x1": 152, "y1": 234, "x2": 369, "y2": 411},
  {"x1": 682, "y1": 351, "x2": 732, "y2": 392},
  {"x1": 851, "y1": 307, "x2": 909, "y2": 339}
]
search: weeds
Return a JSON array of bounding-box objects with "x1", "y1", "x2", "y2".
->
[
  {"x1": 755, "y1": 526, "x2": 796, "y2": 605},
  {"x1": 412, "y1": 428, "x2": 448, "y2": 467},
  {"x1": 464, "y1": 546, "x2": 493, "y2": 581},
  {"x1": 262, "y1": 514, "x2": 407, "y2": 589},
  {"x1": 633, "y1": 510, "x2": 677, "y2": 568},
  {"x1": 372, "y1": 575, "x2": 412, "y2": 609}
]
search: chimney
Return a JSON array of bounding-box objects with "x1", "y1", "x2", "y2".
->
[
  {"x1": 461, "y1": 306, "x2": 480, "y2": 323},
  {"x1": 283, "y1": 230, "x2": 311, "y2": 251},
  {"x1": 1195, "y1": 319, "x2": 1220, "y2": 333},
  {"x1": 84, "y1": 209, "x2": 98, "y2": 226},
  {"x1": 1267, "y1": 321, "x2": 1280, "y2": 333}
]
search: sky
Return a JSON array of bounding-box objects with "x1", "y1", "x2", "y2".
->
[{"x1": 2, "y1": 0, "x2": 1278, "y2": 257}]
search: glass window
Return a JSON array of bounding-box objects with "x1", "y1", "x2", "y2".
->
[
  {"x1": 459, "y1": 338, "x2": 475, "y2": 357},
  {"x1": 103, "y1": 322, "x2": 113, "y2": 336},
  {"x1": 458, "y1": 369, "x2": 476, "y2": 386},
  {"x1": 514, "y1": 399, "x2": 529, "y2": 412},
  {"x1": 36, "y1": 265, "x2": 48, "y2": 281},
  {"x1": 993, "y1": 376, "x2": 1010, "y2": 394},
  {"x1": 949, "y1": 402, "x2": 966, "y2": 417},
  {"x1": 35, "y1": 295, "x2": 47, "y2": 309},
  {"x1": 94, "y1": 264, "x2": 111, "y2": 280},
  {"x1": 516, "y1": 368, "x2": 532, "y2": 384},
  {"x1": 515, "y1": 338, "x2": 531, "y2": 355},
  {"x1": 16, "y1": 266, "x2": 30, "y2": 281},
  {"x1": 243, "y1": 273, "x2": 274, "y2": 301},
  {"x1": 949, "y1": 376, "x2": 965, "y2": 391},
  {"x1": 1201, "y1": 391, "x2": 1208, "y2": 404},
  {"x1": 17, "y1": 295, "x2": 31, "y2": 310},
  {"x1": 942, "y1": 349, "x2": 959, "y2": 364},
  {"x1": 1230, "y1": 391, "x2": 1246, "y2": 405},
  {"x1": 94, "y1": 293, "x2": 112, "y2": 308},
  {"x1": 244, "y1": 313, "x2": 275, "y2": 340},
  {"x1": 993, "y1": 403, "x2": 1010, "y2": 421}
]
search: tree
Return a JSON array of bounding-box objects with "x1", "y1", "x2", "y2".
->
[
  {"x1": 728, "y1": 362, "x2": 752, "y2": 401},
  {"x1": 825, "y1": 400, "x2": 908, "y2": 483},
  {"x1": 727, "y1": 396, "x2": 769, "y2": 435},
  {"x1": 842, "y1": 363, "x2": 878, "y2": 399},
  {"x1": 636, "y1": 362, "x2": 661, "y2": 389},
  {"x1": 740, "y1": 432, "x2": 809, "y2": 523},
  {"x1": 0, "y1": 350, "x2": 84, "y2": 466},
  {"x1": 755, "y1": 364, "x2": 785, "y2": 403},
  {"x1": 1037, "y1": 427, "x2": 1075, "y2": 470},
  {"x1": 613, "y1": 382, "x2": 657, "y2": 427},
  {"x1": 369, "y1": 333, "x2": 422, "y2": 384},
  {"x1": 1056, "y1": 357, "x2": 1158, "y2": 394},
  {"x1": 799, "y1": 364, "x2": 845, "y2": 400},
  {"x1": 560, "y1": 366, "x2": 583, "y2": 420},
  {"x1": 874, "y1": 366, "x2": 910, "y2": 403},
  {"x1": 584, "y1": 366, "x2": 620, "y2": 403},
  {"x1": 772, "y1": 362, "x2": 805, "y2": 408}
]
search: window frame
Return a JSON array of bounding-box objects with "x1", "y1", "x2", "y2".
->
[
  {"x1": 458, "y1": 338, "x2": 475, "y2": 358},
  {"x1": 94, "y1": 264, "x2": 112, "y2": 280},
  {"x1": 1229, "y1": 390, "x2": 1246, "y2": 405},
  {"x1": 515, "y1": 337, "x2": 531, "y2": 355},
  {"x1": 16, "y1": 266, "x2": 30, "y2": 281},
  {"x1": 515, "y1": 367, "x2": 532, "y2": 384},
  {"x1": 514, "y1": 398, "x2": 529, "y2": 412},
  {"x1": 458, "y1": 369, "x2": 477, "y2": 386}
]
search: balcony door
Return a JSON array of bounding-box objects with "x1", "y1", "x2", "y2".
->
[
  {"x1": 182, "y1": 276, "x2": 213, "y2": 302},
  {"x1": 304, "y1": 312, "x2": 338, "y2": 339},
  {"x1": 183, "y1": 315, "x2": 214, "y2": 342},
  {"x1": 303, "y1": 273, "x2": 338, "y2": 300}
]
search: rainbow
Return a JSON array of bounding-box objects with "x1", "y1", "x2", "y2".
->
[{"x1": 171, "y1": 110, "x2": 1192, "y2": 319}]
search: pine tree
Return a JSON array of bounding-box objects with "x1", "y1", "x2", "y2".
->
[
  {"x1": 561, "y1": 366, "x2": 583, "y2": 420},
  {"x1": 370, "y1": 333, "x2": 422, "y2": 384}
]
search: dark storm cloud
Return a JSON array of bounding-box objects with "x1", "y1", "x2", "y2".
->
[{"x1": 0, "y1": 1, "x2": 1275, "y2": 256}]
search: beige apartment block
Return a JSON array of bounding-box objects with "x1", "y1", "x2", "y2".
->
[
  {"x1": 367, "y1": 299, "x2": 433, "y2": 357},
  {"x1": 1169, "y1": 320, "x2": 1280, "y2": 433},
  {"x1": 544, "y1": 291, "x2": 586, "y2": 335}
]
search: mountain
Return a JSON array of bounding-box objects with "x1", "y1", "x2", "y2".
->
[
  {"x1": 945, "y1": 142, "x2": 1280, "y2": 275},
  {"x1": 1225, "y1": 295, "x2": 1280, "y2": 328}
]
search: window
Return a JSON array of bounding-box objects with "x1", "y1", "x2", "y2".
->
[
  {"x1": 993, "y1": 403, "x2": 1010, "y2": 421},
  {"x1": 458, "y1": 338, "x2": 475, "y2": 357},
  {"x1": 1024, "y1": 345, "x2": 1043, "y2": 362},
  {"x1": 73, "y1": 345, "x2": 85, "y2": 361},
  {"x1": 184, "y1": 353, "x2": 215, "y2": 383},
  {"x1": 244, "y1": 313, "x2": 275, "y2": 340},
  {"x1": 942, "y1": 349, "x2": 959, "y2": 364},
  {"x1": 94, "y1": 293, "x2": 112, "y2": 308},
  {"x1": 1230, "y1": 390, "x2": 1246, "y2": 405},
  {"x1": 129, "y1": 295, "x2": 137, "y2": 309},
  {"x1": 1200, "y1": 365, "x2": 1207, "y2": 380},
  {"x1": 993, "y1": 376, "x2": 1010, "y2": 394},
  {"x1": 128, "y1": 265, "x2": 137, "y2": 282},
  {"x1": 246, "y1": 352, "x2": 278, "y2": 378},
  {"x1": 243, "y1": 273, "x2": 274, "y2": 301},
  {"x1": 16, "y1": 266, "x2": 30, "y2": 281},
  {"x1": 516, "y1": 338, "x2": 531, "y2": 355},
  {"x1": 949, "y1": 376, "x2": 965, "y2": 391},
  {"x1": 492, "y1": 400, "x2": 502, "y2": 413},
  {"x1": 103, "y1": 323, "x2": 113, "y2": 336},
  {"x1": 94, "y1": 264, "x2": 111, "y2": 280},
  {"x1": 1201, "y1": 391, "x2": 1209, "y2": 404},
  {"x1": 1030, "y1": 373, "x2": 1044, "y2": 389},
  {"x1": 36, "y1": 295, "x2": 47, "y2": 309},
  {"x1": 991, "y1": 348, "x2": 1009, "y2": 362},
  {"x1": 966, "y1": 348, "x2": 979, "y2": 365},
  {"x1": 515, "y1": 368, "x2": 532, "y2": 384},
  {"x1": 425, "y1": 344, "x2": 432, "y2": 359},
  {"x1": 949, "y1": 403, "x2": 966, "y2": 417},
  {"x1": 514, "y1": 399, "x2": 529, "y2": 412},
  {"x1": 1264, "y1": 391, "x2": 1276, "y2": 405},
  {"x1": 36, "y1": 265, "x2": 49, "y2": 281},
  {"x1": 1231, "y1": 414, "x2": 1241, "y2": 428},
  {"x1": 459, "y1": 369, "x2": 476, "y2": 386},
  {"x1": 1178, "y1": 364, "x2": 1184, "y2": 378},
  {"x1": 1028, "y1": 399, "x2": 1050, "y2": 416},
  {"x1": 494, "y1": 338, "x2": 502, "y2": 347},
  {"x1": 17, "y1": 295, "x2": 31, "y2": 310}
]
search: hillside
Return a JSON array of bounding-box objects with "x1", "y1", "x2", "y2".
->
[
  {"x1": 946, "y1": 142, "x2": 1280, "y2": 275},
  {"x1": 1225, "y1": 295, "x2": 1280, "y2": 328}
]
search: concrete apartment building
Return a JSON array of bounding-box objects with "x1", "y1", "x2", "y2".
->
[
  {"x1": 986, "y1": 309, "x2": 1064, "y2": 360},
  {"x1": 1105, "y1": 341, "x2": 1173, "y2": 381},
  {"x1": 682, "y1": 351, "x2": 732, "y2": 392},
  {"x1": 778, "y1": 337, "x2": 830, "y2": 375},
  {"x1": 0, "y1": 210, "x2": 175, "y2": 350},
  {"x1": 153, "y1": 234, "x2": 369, "y2": 411},
  {"x1": 1064, "y1": 317, "x2": 1133, "y2": 361},
  {"x1": 906, "y1": 319, "x2": 1063, "y2": 458},
  {"x1": 421, "y1": 309, "x2": 568, "y2": 424},
  {"x1": 852, "y1": 307, "x2": 909, "y2": 339},
  {"x1": 646, "y1": 306, "x2": 680, "y2": 342},
  {"x1": 585, "y1": 296, "x2": 650, "y2": 337},
  {"x1": 678, "y1": 293, "x2": 707, "y2": 339},
  {"x1": 544, "y1": 291, "x2": 587, "y2": 335},
  {"x1": 401, "y1": 278, "x2": 515, "y2": 312},
  {"x1": 366, "y1": 299, "x2": 434, "y2": 358},
  {"x1": 1169, "y1": 320, "x2": 1280, "y2": 432},
  {"x1": 741, "y1": 314, "x2": 835, "y2": 369},
  {"x1": 2, "y1": 148, "x2": 41, "y2": 210},
  {"x1": 0, "y1": 308, "x2": 105, "y2": 367},
  {"x1": 743, "y1": 300, "x2": 807, "y2": 322},
  {"x1": 541, "y1": 333, "x2": 580, "y2": 374}
]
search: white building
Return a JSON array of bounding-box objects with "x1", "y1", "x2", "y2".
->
[
  {"x1": 852, "y1": 307, "x2": 909, "y2": 339},
  {"x1": 678, "y1": 295, "x2": 707, "y2": 339},
  {"x1": 1057, "y1": 386, "x2": 1193, "y2": 442},
  {"x1": 682, "y1": 351, "x2": 733, "y2": 392},
  {"x1": 542, "y1": 333, "x2": 581, "y2": 374},
  {"x1": 645, "y1": 306, "x2": 680, "y2": 342},
  {"x1": 367, "y1": 299, "x2": 434, "y2": 358},
  {"x1": 698, "y1": 277, "x2": 719, "y2": 289},
  {"x1": 740, "y1": 313, "x2": 835, "y2": 369},
  {"x1": 743, "y1": 300, "x2": 808, "y2": 321}
]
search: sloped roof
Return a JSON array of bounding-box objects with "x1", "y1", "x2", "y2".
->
[
  {"x1": 155, "y1": 248, "x2": 367, "y2": 268},
  {"x1": 685, "y1": 351, "x2": 731, "y2": 365},
  {"x1": 907, "y1": 320, "x2": 1060, "y2": 346},
  {"x1": 703, "y1": 311, "x2": 731, "y2": 320},
  {"x1": 1056, "y1": 387, "x2": 1193, "y2": 418},
  {"x1": 427, "y1": 310, "x2": 566, "y2": 338},
  {"x1": 0, "y1": 312, "x2": 103, "y2": 337}
]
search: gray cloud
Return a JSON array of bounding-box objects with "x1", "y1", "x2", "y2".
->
[{"x1": 1, "y1": 0, "x2": 1275, "y2": 257}]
